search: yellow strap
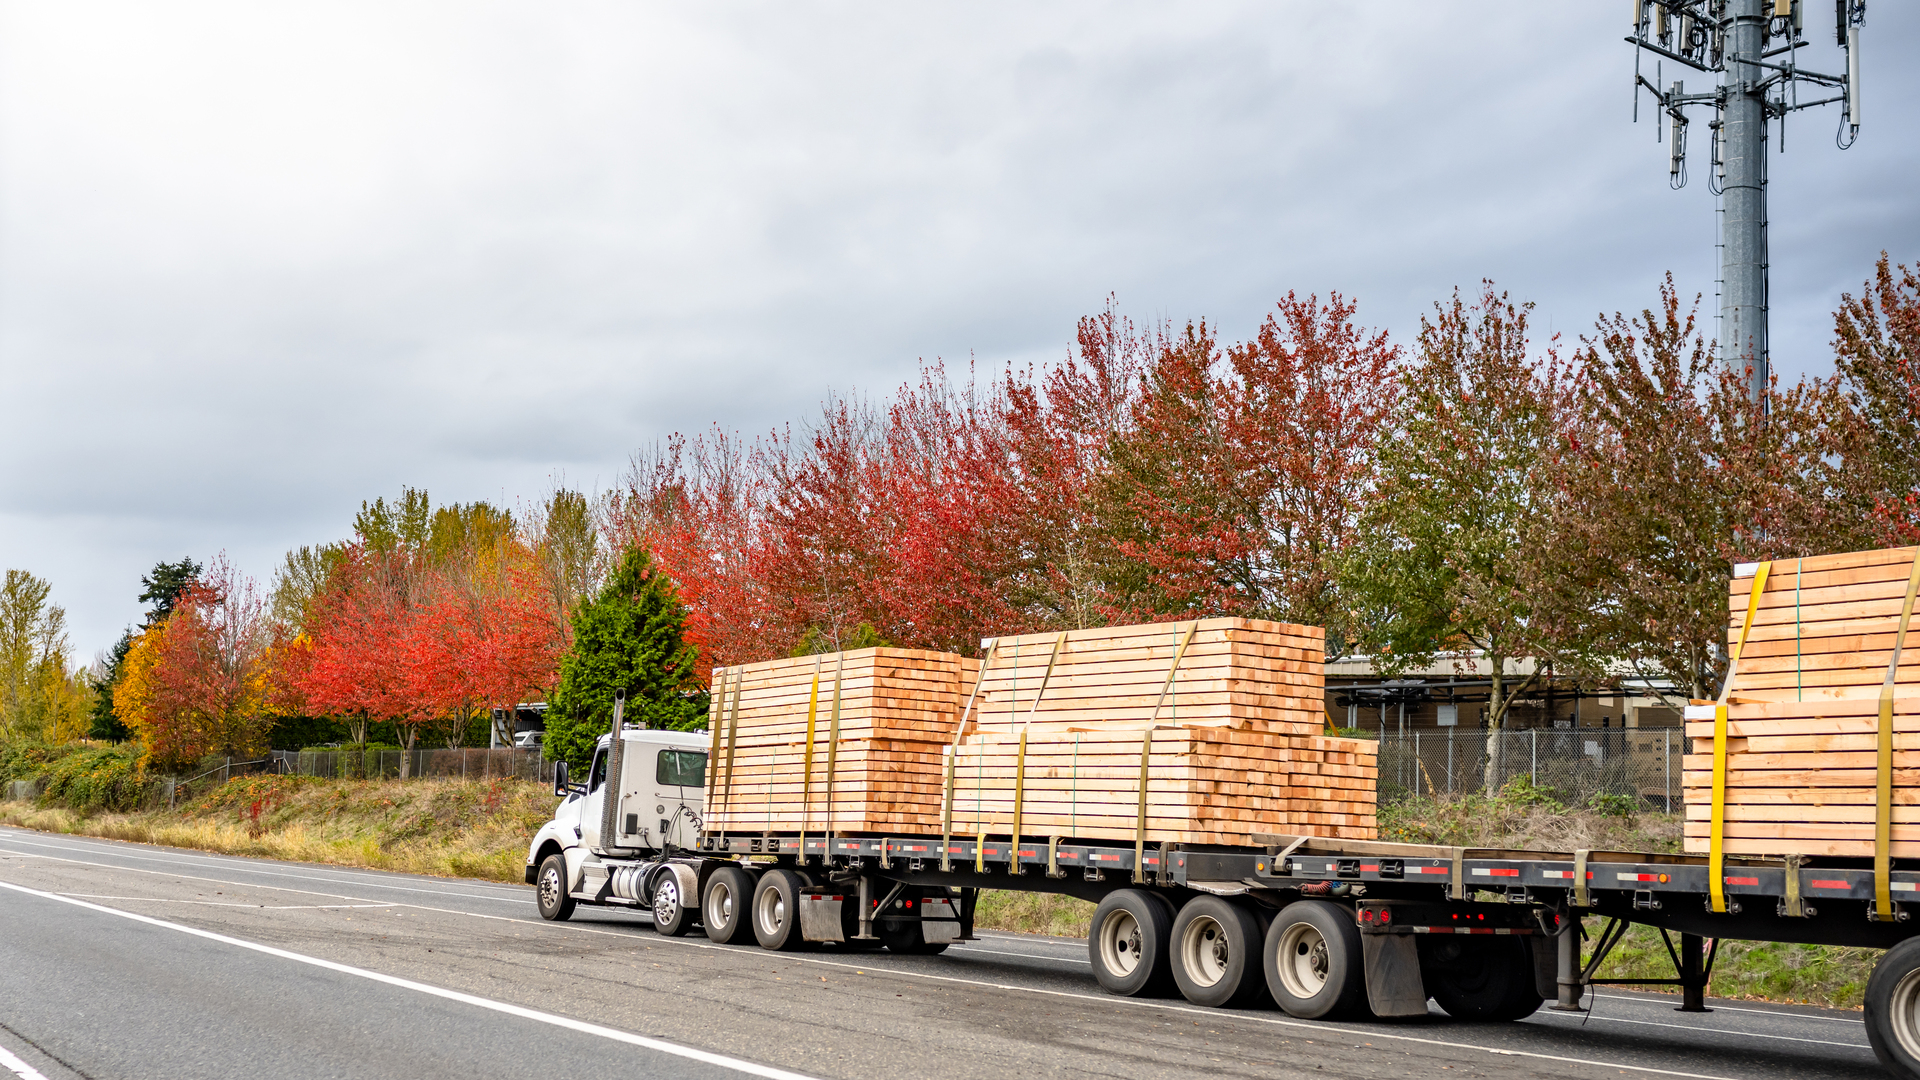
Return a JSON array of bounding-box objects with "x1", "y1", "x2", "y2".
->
[
  {"x1": 798, "y1": 665, "x2": 819, "y2": 858},
  {"x1": 1875, "y1": 553, "x2": 1920, "y2": 921},
  {"x1": 1010, "y1": 729, "x2": 1028, "y2": 876},
  {"x1": 1146, "y1": 622, "x2": 1200, "y2": 725},
  {"x1": 1134, "y1": 727, "x2": 1154, "y2": 884},
  {"x1": 707, "y1": 669, "x2": 727, "y2": 819},
  {"x1": 723, "y1": 671, "x2": 742, "y2": 817},
  {"x1": 825, "y1": 656, "x2": 843, "y2": 846},
  {"x1": 1712, "y1": 561, "x2": 1771, "y2": 913}
]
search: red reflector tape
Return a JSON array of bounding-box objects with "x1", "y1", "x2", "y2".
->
[
  {"x1": 1810, "y1": 879, "x2": 1850, "y2": 890},
  {"x1": 1360, "y1": 864, "x2": 1379, "y2": 872},
  {"x1": 1723, "y1": 876, "x2": 1759, "y2": 886}
]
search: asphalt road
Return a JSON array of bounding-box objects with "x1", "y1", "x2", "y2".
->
[{"x1": 0, "y1": 828, "x2": 1888, "y2": 1080}]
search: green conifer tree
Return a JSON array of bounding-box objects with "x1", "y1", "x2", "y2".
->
[{"x1": 544, "y1": 548, "x2": 704, "y2": 771}]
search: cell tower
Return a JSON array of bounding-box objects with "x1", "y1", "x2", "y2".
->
[{"x1": 1628, "y1": 0, "x2": 1865, "y2": 405}]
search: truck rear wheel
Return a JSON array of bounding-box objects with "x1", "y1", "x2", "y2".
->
[
  {"x1": 1264, "y1": 900, "x2": 1367, "y2": 1019},
  {"x1": 1171, "y1": 895, "x2": 1268, "y2": 1008},
  {"x1": 1421, "y1": 936, "x2": 1542, "y2": 1021},
  {"x1": 1866, "y1": 937, "x2": 1920, "y2": 1078},
  {"x1": 1088, "y1": 889, "x2": 1176, "y2": 997},
  {"x1": 702, "y1": 866, "x2": 755, "y2": 945},
  {"x1": 752, "y1": 869, "x2": 809, "y2": 951},
  {"x1": 535, "y1": 854, "x2": 574, "y2": 922}
]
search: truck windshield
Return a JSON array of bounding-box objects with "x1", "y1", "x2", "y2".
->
[{"x1": 656, "y1": 749, "x2": 707, "y2": 788}]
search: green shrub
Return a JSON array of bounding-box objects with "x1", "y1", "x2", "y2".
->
[
  {"x1": 1585, "y1": 791, "x2": 1639, "y2": 818},
  {"x1": 39, "y1": 744, "x2": 153, "y2": 813},
  {"x1": 1497, "y1": 774, "x2": 1565, "y2": 811}
]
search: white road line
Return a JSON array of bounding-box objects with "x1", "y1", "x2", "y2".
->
[
  {"x1": 0, "y1": 834, "x2": 532, "y2": 903},
  {"x1": 0, "y1": 1041, "x2": 51, "y2": 1080},
  {"x1": 0, "y1": 880, "x2": 818, "y2": 1080},
  {"x1": 1579, "y1": 1013, "x2": 1868, "y2": 1048},
  {"x1": 952, "y1": 946, "x2": 1090, "y2": 965},
  {"x1": 0, "y1": 845, "x2": 1831, "y2": 1079},
  {"x1": 58, "y1": 894, "x2": 397, "y2": 911},
  {"x1": 1589, "y1": 992, "x2": 1866, "y2": 1025}
]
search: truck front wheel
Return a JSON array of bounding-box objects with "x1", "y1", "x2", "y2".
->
[
  {"x1": 1866, "y1": 937, "x2": 1920, "y2": 1078},
  {"x1": 535, "y1": 854, "x2": 574, "y2": 922},
  {"x1": 651, "y1": 869, "x2": 697, "y2": 937}
]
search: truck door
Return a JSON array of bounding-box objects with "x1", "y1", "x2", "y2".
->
[
  {"x1": 577, "y1": 745, "x2": 611, "y2": 853},
  {"x1": 655, "y1": 748, "x2": 707, "y2": 848}
]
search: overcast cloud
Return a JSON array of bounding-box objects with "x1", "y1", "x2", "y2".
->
[{"x1": 2, "y1": 2, "x2": 1915, "y2": 657}]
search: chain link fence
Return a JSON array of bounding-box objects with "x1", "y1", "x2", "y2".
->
[
  {"x1": 268, "y1": 748, "x2": 555, "y2": 783},
  {"x1": 1373, "y1": 728, "x2": 1683, "y2": 811}
]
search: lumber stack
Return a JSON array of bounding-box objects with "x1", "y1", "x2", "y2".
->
[
  {"x1": 948, "y1": 619, "x2": 1376, "y2": 844},
  {"x1": 701, "y1": 618, "x2": 1378, "y2": 844},
  {"x1": 702, "y1": 648, "x2": 979, "y2": 833},
  {"x1": 1682, "y1": 545, "x2": 1920, "y2": 857}
]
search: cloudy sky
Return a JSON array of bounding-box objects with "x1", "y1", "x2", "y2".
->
[{"x1": 2, "y1": 3, "x2": 1915, "y2": 658}]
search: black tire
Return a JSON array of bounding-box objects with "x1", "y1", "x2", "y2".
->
[
  {"x1": 1264, "y1": 900, "x2": 1367, "y2": 1019},
  {"x1": 752, "y1": 869, "x2": 809, "y2": 951},
  {"x1": 650, "y1": 868, "x2": 697, "y2": 937},
  {"x1": 1421, "y1": 936, "x2": 1544, "y2": 1021},
  {"x1": 1170, "y1": 895, "x2": 1269, "y2": 1008},
  {"x1": 702, "y1": 865, "x2": 756, "y2": 945},
  {"x1": 535, "y1": 854, "x2": 574, "y2": 922},
  {"x1": 1866, "y1": 936, "x2": 1920, "y2": 1078},
  {"x1": 878, "y1": 887, "x2": 952, "y2": 955},
  {"x1": 1088, "y1": 889, "x2": 1177, "y2": 997}
]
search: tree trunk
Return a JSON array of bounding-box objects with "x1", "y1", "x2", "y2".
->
[
  {"x1": 349, "y1": 712, "x2": 369, "y2": 746},
  {"x1": 398, "y1": 724, "x2": 417, "y2": 778},
  {"x1": 1484, "y1": 661, "x2": 1506, "y2": 795}
]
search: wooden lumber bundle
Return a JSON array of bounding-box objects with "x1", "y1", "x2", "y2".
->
[
  {"x1": 1683, "y1": 546, "x2": 1920, "y2": 857},
  {"x1": 966, "y1": 618, "x2": 1327, "y2": 736},
  {"x1": 944, "y1": 727, "x2": 1375, "y2": 845},
  {"x1": 701, "y1": 617, "x2": 1378, "y2": 843},
  {"x1": 703, "y1": 648, "x2": 978, "y2": 833}
]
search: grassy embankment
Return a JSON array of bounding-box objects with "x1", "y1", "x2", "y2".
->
[{"x1": 0, "y1": 748, "x2": 1874, "y2": 1006}]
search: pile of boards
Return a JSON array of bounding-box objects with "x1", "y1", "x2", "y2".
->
[
  {"x1": 1683, "y1": 545, "x2": 1920, "y2": 857},
  {"x1": 703, "y1": 618, "x2": 1378, "y2": 844}
]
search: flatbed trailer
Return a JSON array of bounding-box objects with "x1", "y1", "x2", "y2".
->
[
  {"x1": 681, "y1": 827, "x2": 1920, "y2": 1076},
  {"x1": 527, "y1": 720, "x2": 1920, "y2": 1079}
]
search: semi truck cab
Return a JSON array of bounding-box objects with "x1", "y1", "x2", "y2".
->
[{"x1": 524, "y1": 717, "x2": 709, "y2": 926}]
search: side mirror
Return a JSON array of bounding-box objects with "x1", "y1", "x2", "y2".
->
[{"x1": 553, "y1": 760, "x2": 570, "y2": 798}]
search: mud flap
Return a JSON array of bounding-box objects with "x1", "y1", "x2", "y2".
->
[
  {"x1": 1362, "y1": 932, "x2": 1428, "y2": 1017},
  {"x1": 1530, "y1": 934, "x2": 1558, "y2": 1001},
  {"x1": 798, "y1": 891, "x2": 847, "y2": 943},
  {"x1": 922, "y1": 897, "x2": 960, "y2": 945}
]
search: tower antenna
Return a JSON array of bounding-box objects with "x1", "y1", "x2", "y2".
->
[{"x1": 1627, "y1": 0, "x2": 1865, "y2": 406}]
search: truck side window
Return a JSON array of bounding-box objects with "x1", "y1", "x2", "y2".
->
[
  {"x1": 588, "y1": 748, "x2": 608, "y2": 793},
  {"x1": 656, "y1": 749, "x2": 707, "y2": 788}
]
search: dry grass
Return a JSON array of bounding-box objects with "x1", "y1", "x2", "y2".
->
[
  {"x1": 0, "y1": 774, "x2": 556, "y2": 882},
  {"x1": 974, "y1": 890, "x2": 1094, "y2": 938}
]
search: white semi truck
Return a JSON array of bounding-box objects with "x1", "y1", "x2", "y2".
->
[{"x1": 526, "y1": 694, "x2": 1920, "y2": 1079}]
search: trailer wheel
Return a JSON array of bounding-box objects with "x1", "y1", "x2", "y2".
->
[
  {"x1": 535, "y1": 854, "x2": 574, "y2": 922},
  {"x1": 702, "y1": 866, "x2": 755, "y2": 945},
  {"x1": 1264, "y1": 900, "x2": 1366, "y2": 1019},
  {"x1": 1171, "y1": 896, "x2": 1268, "y2": 1008},
  {"x1": 752, "y1": 869, "x2": 809, "y2": 951},
  {"x1": 1421, "y1": 936, "x2": 1543, "y2": 1021},
  {"x1": 1866, "y1": 937, "x2": 1920, "y2": 1078},
  {"x1": 651, "y1": 870, "x2": 697, "y2": 937},
  {"x1": 1088, "y1": 889, "x2": 1176, "y2": 997}
]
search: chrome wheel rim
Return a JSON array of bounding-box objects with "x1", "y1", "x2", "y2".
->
[
  {"x1": 652, "y1": 877, "x2": 681, "y2": 925},
  {"x1": 538, "y1": 864, "x2": 563, "y2": 913},
  {"x1": 756, "y1": 883, "x2": 786, "y2": 937},
  {"x1": 1889, "y1": 965, "x2": 1920, "y2": 1059},
  {"x1": 1180, "y1": 915, "x2": 1231, "y2": 988},
  {"x1": 1097, "y1": 908, "x2": 1144, "y2": 978},
  {"x1": 1276, "y1": 920, "x2": 1330, "y2": 1000},
  {"x1": 706, "y1": 880, "x2": 735, "y2": 929}
]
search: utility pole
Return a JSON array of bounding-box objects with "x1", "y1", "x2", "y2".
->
[{"x1": 1628, "y1": 0, "x2": 1865, "y2": 406}]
